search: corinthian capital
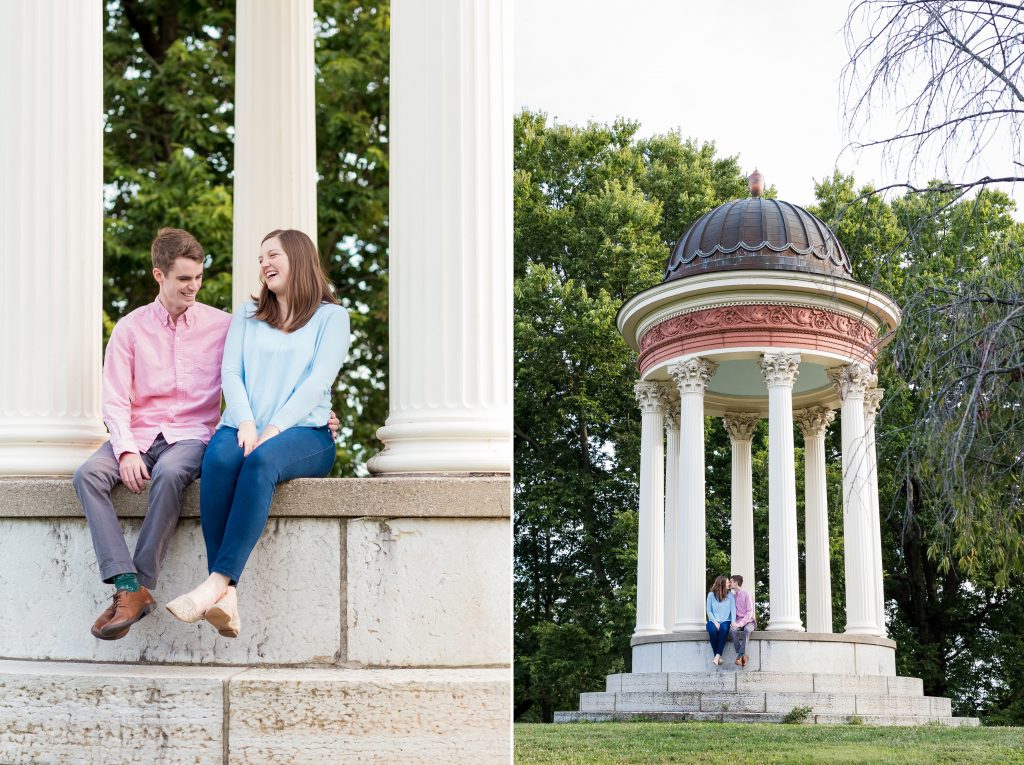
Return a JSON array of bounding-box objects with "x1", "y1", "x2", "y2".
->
[
  {"x1": 863, "y1": 387, "x2": 884, "y2": 422},
  {"x1": 794, "y1": 406, "x2": 836, "y2": 439},
  {"x1": 667, "y1": 357, "x2": 718, "y2": 395},
  {"x1": 760, "y1": 352, "x2": 801, "y2": 388},
  {"x1": 634, "y1": 380, "x2": 668, "y2": 414},
  {"x1": 722, "y1": 413, "x2": 759, "y2": 442},
  {"x1": 826, "y1": 363, "x2": 876, "y2": 401}
]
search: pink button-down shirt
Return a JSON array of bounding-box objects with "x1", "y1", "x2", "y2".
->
[
  {"x1": 102, "y1": 299, "x2": 232, "y2": 458},
  {"x1": 734, "y1": 588, "x2": 756, "y2": 629}
]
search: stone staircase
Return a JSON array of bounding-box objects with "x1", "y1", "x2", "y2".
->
[{"x1": 556, "y1": 670, "x2": 979, "y2": 726}]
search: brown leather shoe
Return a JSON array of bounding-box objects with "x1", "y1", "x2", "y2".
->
[
  {"x1": 90, "y1": 596, "x2": 129, "y2": 640},
  {"x1": 99, "y1": 587, "x2": 156, "y2": 637}
]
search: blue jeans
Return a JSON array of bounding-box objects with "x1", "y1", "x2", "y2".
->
[
  {"x1": 706, "y1": 620, "x2": 732, "y2": 657},
  {"x1": 199, "y1": 426, "x2": 336, "y2": 582}
]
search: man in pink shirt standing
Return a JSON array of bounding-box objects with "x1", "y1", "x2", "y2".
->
[
  {"x1": 730, "y1": 574, "x2": 756, "y2": 667},
  {"x1": 73, "y1": 228, "x2": 232, "y2": 640}
]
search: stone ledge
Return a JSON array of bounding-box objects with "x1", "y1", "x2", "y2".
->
[
  {"x1": 0, "y1": 475, "x2": 510, "y2": 518},
  {"x1": 632, "y1": 630, "x2": 897, "y2": 649},
  {"x1": 0, "y1": 660, "x2": 511, "y2": 765}
]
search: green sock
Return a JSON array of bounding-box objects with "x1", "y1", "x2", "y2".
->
[{"x1": 112, "y1": 573, "x2": 140, "y2": 592}]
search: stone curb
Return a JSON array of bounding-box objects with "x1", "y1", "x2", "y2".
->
[{"x1": 0, "y1": 476, "x2": 511, "y2": 518}]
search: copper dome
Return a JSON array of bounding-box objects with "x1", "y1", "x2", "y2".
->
[{"x1": 664, "y1": 197, "x2": 853, "y2": 282}]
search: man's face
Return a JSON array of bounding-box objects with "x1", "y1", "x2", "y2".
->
[
  {"x1": 154, "y1": 257, "x2": 203, "y2": 315},
  {"x1": 730, "y1": 579, "x2": 740, "y2": 590}
]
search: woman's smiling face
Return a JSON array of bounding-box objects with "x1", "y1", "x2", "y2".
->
[{"x1": 258, "y1": 237, "x2": 290, "y2": 294}]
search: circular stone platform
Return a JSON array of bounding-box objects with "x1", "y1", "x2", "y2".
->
[{"x1": 631, "y1": 631, "x2": 896, "y2": 676}]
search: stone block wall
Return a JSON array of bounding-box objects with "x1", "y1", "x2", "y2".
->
[{"x1": 0, "y1": 476, "x2": 511, "y2": 764}]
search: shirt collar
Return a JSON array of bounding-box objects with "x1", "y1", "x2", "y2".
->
[{"x1": 152, "y1": 298, "x2": 196, "y2": 328}]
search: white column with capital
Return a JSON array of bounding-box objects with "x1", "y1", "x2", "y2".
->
[
  {"x1": 723, "y1": 413, "x2": 759, "y2": 606},
  {"x1": 0, "y1": 0, "x2": 108, "y2": 474},
  {"x1": 634, "y1": 382, "x2": 667, "y2": 637},
  {"x1": 233, "y1": 0, "x2": 318, "y2": 307},
  {"x1": 668, "y1": 358, "x2": 718, "y2": 631},
  {"x1": 828, "y1": 364, "x2": 881, "y2": 636},
  {"x1": 760, "y1": 353, "x2": 805, "y2": 631},
  {"x1": 663, "y1": 387, "x2": 681, "y2": 633},
  {"x1": 795, "y1": 406, "x2": 836, "y2": 633},
  {"x1": 368, "y1": 0, "x2": 512, "y2": 473},
  {"x1": 864, "y1": 387, "x2": 886, "y2": 635}
]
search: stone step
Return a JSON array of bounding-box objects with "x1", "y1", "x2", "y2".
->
[
  {"x1": 582, "y1": 689, "x2": 948, "y2": 717},
  {"x1": 0, "y1": 659, "x2": 510, "y2": 765},
  {"x1": 606, "y1": 671, "x2": 924, "y2": 697},
  {"x1": 555, "y1": 710, "x2": 980, "y2": 727}
]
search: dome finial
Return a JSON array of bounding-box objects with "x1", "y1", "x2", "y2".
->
[{"x1": 748, "y1": 168, "x2": 764, "y2": 197}]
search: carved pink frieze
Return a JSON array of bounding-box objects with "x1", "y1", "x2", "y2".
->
[{"x1": 637, "y1": 304, "x2": 878, "y2": 375}]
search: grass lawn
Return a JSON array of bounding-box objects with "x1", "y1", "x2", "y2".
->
[{"x1": 515, "y1": 721, "x2": 1024, "y2": 764}]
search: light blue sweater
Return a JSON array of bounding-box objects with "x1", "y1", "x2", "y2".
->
[
  {"x1": 220, "y1": 302, "x2": 350, "y2": 432},
  {"x1": 706, "y1": 591, "x2": 736, "y2": 624}
]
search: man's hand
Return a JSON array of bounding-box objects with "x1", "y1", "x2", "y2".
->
[
  {"x1": 327, "y1": 410, "x2": 340, "y2": 438},
  {"x1": 118, "y1": 452, "x2": 150, "y2": 494},
  {"x1": 256, "y1": 424, "x2": 281, "y2": 449},
  {"x1": 238, "y1": 421, "x2": 259, "y2": 457}
]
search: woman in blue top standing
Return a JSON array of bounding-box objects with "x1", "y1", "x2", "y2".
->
[
  {"x1": 706, "y1": 575, "x2": 736, "y2": 666},
  {"x1": 166, "y1": 229, "x2": 350, "y2": 637}
]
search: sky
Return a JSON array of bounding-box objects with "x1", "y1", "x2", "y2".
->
[{"x1": 514, "y1": 0, "x2": 1023, "y2": 214}]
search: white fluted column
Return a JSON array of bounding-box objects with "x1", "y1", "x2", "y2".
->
[
  {"x1": 663, "y1": 388, "x2": 681, "y2": 633},
  {"x1": 367, "y1": 0, "x2": 512, "y2": 473},
  {"x1": 233, "y1": 0, "x2": 318, "y2": 307},
  {"x1": 634, "y1": 382, "x2": 667, "y2": 637},
  {"x1": 795, "y1": 407, "x2": 837, "y2": 633},
  {"x1": 0, "y1": 0, "x2": 107, "y2": 474},
  {"x1": 723, "y1": 413, "x2": 759, "y2": 606},
  {"x1": 761, "y1": 353, "x2": 804, "y2": 631},
  {"x1": 864, "y1": 387, "x2": 886, "y2": 635},
  {"x1": 828, "y1": 364, "x2": 881, "y2": 636},
  {"x1": 668, "y1": 358, "x2": 717, "y2": 631}
]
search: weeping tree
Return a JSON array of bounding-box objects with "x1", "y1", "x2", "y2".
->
[{"x1": 840, "y1": 0, "x2": 1024, "y2": 582}]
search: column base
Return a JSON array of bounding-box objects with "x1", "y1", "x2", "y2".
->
[
  {"x1": 671, "y1": 621, "x2": 706, "y2": 633},
  {"x1": 0, "y1": 419, "x2": 107, "y2": 475},
  {"x1": 845, "y1": 623, "x2": 885, "y2": 638},
  {"x1": 765, "y1": 619, "x2": 805, "y2": 632},
  {"x1": 633, "y1": 626, "x2": 665, "y2": 638},
  {"x1": 367, "y1": 418, "x2": 511, "y2": 474}
]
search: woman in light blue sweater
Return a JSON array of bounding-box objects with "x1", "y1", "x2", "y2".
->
[
  {"x1": 167, "y1": 229, "x2": 350, "y2": 636},
  {"x1": 706, "y1": 575, "x2": 736, "y2": 666}
]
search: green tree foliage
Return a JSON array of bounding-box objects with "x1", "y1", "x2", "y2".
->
[
  {"x1": 513, "y1": 111, "x2": 747, "y2": 721},
  {"x1": 812, "y1": 173, "x2": 1024, "y2": 720},
  {"x1": 103, "y1": 0, "x2": 389, "y2": 474}
]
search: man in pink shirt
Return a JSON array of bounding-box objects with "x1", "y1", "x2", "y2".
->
[
  {"x1": 73, "y1": 228, "x2": 233, "y2": 640},
  {"x1": 730, "y1": 574, "x2": 756, "y2": 667}
]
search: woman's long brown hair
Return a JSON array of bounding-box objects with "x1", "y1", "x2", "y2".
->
[
  {"x1": 252, "y1": 229, "x2": 339, "y2": 332},
  {"x1": 710, "y1": 575, "x2": 729, "y2": 602}
]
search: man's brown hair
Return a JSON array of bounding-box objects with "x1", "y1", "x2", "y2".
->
[
  {"x1": 151, "y1": 228, "x2": 204, "y2": 273},
  {"x1": 253, "y1": 229, "x2": 339, "y2": 332}
]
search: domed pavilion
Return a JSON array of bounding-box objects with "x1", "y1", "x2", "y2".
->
[{"x1": 557, "y1": 171, "x2": 978, "y2": 726}]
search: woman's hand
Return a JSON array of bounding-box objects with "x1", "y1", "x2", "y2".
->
[
  {"x1": 256, "y1": 424, "x2": 281, "y2": 449},
  {"x1": 712, "y1": 621, "x2": 720, "y2": 630},
  {"x1": 238, "y1": 421, "x2": 259, "y2": 457}
]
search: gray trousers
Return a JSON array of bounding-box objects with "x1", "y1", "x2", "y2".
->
[
  {"x1": 732, "y1": 622, "x2": 755, "y2": 656},
  {"x1": 72, "y1": 435, "x2": 205, "y2": 590}
]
